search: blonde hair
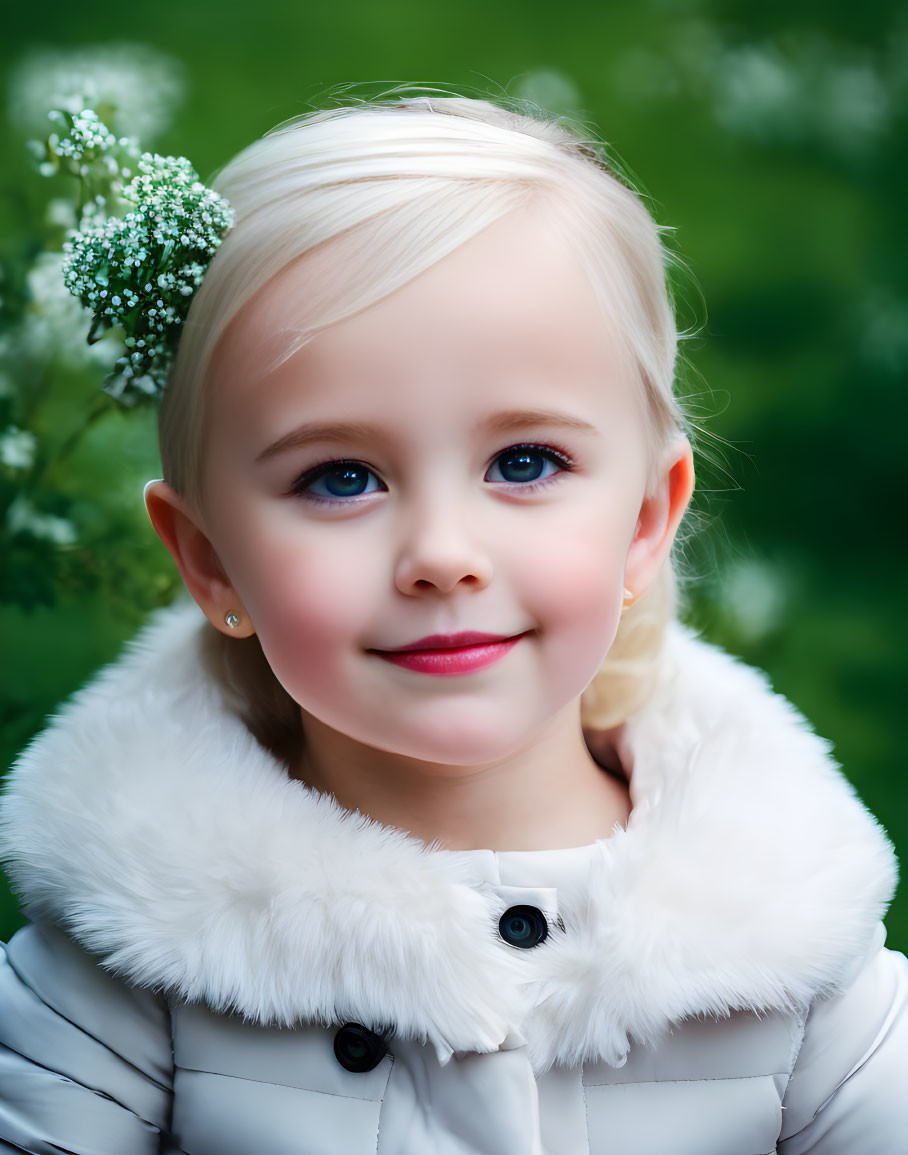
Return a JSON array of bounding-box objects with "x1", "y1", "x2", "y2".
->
[{"x1": 159, "y1": 91, "x2": 690, "y2": 757}]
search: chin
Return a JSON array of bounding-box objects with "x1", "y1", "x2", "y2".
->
[{"x1": 374, "y1": 716, "x2": 538, "y2": 769}]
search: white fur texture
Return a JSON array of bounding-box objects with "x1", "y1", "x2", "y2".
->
[{"x1": 0, "y1": 603, "x2": 897, "y2": 1071}]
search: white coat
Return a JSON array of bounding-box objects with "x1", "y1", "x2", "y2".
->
[{"x1": 0, "y1": 602, "x2": 906, "y2": 1154}]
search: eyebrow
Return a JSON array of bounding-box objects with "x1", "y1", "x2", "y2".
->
[
  {"x1": 485, "y1": 408, "x2": 599, "y2": 436},
  {"x1": 257, "y1": 421, "x2": 388, "y2": 462},
  {"x1": 256, "y1": 408, "x2": 599, "y2": 463}
]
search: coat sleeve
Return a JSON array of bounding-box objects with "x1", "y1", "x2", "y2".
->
[
  {"x1": 0, "y1": 920, "x2": 178, "y2": 1154},
  {"x1": 779, "y1": 941, "x2": 908, "y2": 1154}
]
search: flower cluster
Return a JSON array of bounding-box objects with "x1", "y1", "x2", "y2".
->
[
  {"x1": 23, "y1": 252, "x2": 120, "y2": 369},
  {"x1": 1, "y1": 46, "x2": 191, "y2": 615},
  {"x1": 33, "y1": 108, "x2": 140, "y2": 233},
  {"x1": 60, "y1": 123, "x2": 234, "y2": 401},
  {"x1": 8, "y1": 42, "x2": 185, "y2": 143},
  {"x1": 46, "y1": 109, "x2": 118, "y2": 166}
]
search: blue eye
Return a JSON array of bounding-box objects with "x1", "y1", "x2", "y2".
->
[
  {"x1": 293, "y1": 461, "x2": 384, "y2": 502},
  {"x1": 291, "y1": 443, "x2": 574, "y2": 505},
  {"x1": 485, "y1": 444, "x2": 573, "y2": 486}
]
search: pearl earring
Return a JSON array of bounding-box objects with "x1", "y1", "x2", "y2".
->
[{"x1": 225, "y1": 612, "x2": 241, "y2": 630}]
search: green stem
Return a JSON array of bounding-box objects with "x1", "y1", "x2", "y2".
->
[
  {"x1": 20, "y1": 362, "x2": 52, "y2": 426},
  {"x1": 32, "y1": 394, "x2": 112, "y2": 489}
]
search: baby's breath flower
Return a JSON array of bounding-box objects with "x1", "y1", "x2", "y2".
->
[
  {"x1": 49, "y1": 109, "x2": 117, "y2": 163},
  {"x1": 22, "y1": 251, "x2": 122, "y2": 369},
  {"x1": 8, "y1": 43, "x2": 184, "y2": 142},
  {"x1": 61, "y1": 136, "x2": 234, "y2": 402},
  {"x1": 37, "y1": 108, "x2": 140, "y2": 204}
]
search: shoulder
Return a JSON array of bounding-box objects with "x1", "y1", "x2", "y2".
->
[
  {"x1": 780, "y1": 942, "x2": 908, "y2": 1149},
  {"x1": 0, "y1": 920, "x2": 173, "y2": 1150},
  {"x1": 2, "y1": 921, "x2": 173, "y2": 1069}
]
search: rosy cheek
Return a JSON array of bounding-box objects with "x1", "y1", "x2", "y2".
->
[
  {"x1": 516, "y1": 525, "x2": 626, "y2": 693},
  {"x1": 251, "y1": 593, "x2": 349, "y2": 709},
  {"x1": 235, "y1": 529, "x2": 376, "y2": 667},
  {"x1": 523, "y1": 526, "x2": 625, "y2": 623},
  {"x1": 252, "y1": 561, "x2": 358, "y2": 642}
]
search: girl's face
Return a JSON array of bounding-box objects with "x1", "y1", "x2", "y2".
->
[{"x1": 157, "y1": 206, "x2": 691, "y2": 767}]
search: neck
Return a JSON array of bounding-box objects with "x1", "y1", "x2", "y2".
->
[{"x1": 292, "y1": 705, "x2": 631, "y2": 851}]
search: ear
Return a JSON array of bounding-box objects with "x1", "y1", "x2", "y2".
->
[
  {"x1": 623, "y1": 439, "x2": 695, "y2": 601},
  {"x1": 144, "y1": 480, "x2": 255, "y2": 638}
]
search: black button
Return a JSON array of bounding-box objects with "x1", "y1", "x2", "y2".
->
[
  {"x1": 333, "y1": 1023, "x2": 388, "y2": 1072},
  {"x1": 499, "y1": 905, "x2": 548, "y2": 949}
]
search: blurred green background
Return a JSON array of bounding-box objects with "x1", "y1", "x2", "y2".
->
[{"x1": 1, "y1": 0, "x2": 905, "y2": 949}]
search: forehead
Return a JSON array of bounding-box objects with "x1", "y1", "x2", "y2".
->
[{"x1": 207, "y1": 204, "x2": 644, "y2": 437}]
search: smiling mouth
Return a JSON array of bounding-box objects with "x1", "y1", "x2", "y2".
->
[{"x1": 368, "y1": 631, "x2": 529, "y2": 676}]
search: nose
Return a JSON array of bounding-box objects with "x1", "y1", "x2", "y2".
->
[{"x1": 393, "y1": 496, "x2": 493, "y2": 597}]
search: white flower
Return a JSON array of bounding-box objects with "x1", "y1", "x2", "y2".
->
[
  {"x1": 8, "y1": 43, "x2": 184, "y2": 142},
  {"x1": 5, "y1": 493, "x2": 77, "y2": 545},
  {"x1": 0, "y1": 426, "x2": 37, "y2": 470},
  {"x1": 511, "y1": 69, "x2": 584, "y2": 119},
  {"x1": 717, "y1": 556, "x2": 790, "y2": 644},
  {"x1": 61, "y1": 145, "x2": 234, "y2": 399},
  {"x1": 712, "y1": 38, "x2": 888, "y2": 152},
  {"x1": 45, "y1": 197, "x2": 79, "y2": 230},
  {"x1": 22, "y1": 251, "x2": 123, "y2": 368},
  {"x1": 620, "y1": 27, "x2": 893, "y2": 158},
  {"x1": 48, "y1": 108, "x2": 117, "y2": 163},
  {"x1": 713, "y1": 45, "x2": 800, "y2": 140}
]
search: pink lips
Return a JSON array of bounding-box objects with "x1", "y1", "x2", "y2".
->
[{"x1": 370, "y1": 632, "x2": 526, "y2": 677}]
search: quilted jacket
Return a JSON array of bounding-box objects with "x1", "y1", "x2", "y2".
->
[{"x1": 0, "y1": 603, "x2": 905, "y2": 1153}]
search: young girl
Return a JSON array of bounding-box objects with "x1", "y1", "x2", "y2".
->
[{"x1": 1, "y1": 93, "x2": 906, "y2": 1154}]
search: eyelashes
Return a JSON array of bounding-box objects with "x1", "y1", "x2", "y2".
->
[
  {"x1": 487, "y1": 443, "x2": 574, "y2": 485},
  {"x1": 289, "y1": 443, "x2": 577, "y2": 506},
  {"x1": 291, "y1": 460, "x2": 383, "y2": 503}
]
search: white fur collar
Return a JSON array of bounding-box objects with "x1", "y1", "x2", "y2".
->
[{"x1": 0, "y1": 603, "x2": 897, "y2": 1071}]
